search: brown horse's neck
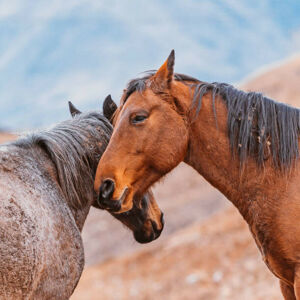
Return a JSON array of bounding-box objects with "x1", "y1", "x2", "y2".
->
[{"x1": 183, "y1": 92, "x2": 286, "y2": 222}]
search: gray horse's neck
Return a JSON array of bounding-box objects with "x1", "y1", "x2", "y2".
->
[
  {"x1": 34, "y1": 145, "x2": 93, "y2": 231},
  {"x1": 4, "y1": 113, "x2": 112, "y2": 233},
  {"x1": 1, "y1": 143, "x2": 93, "y2": 231}
]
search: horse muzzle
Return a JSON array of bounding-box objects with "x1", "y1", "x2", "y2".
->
[
  {"x1": 133, "y1": 212, "x2": 164, "y2": 244},
  {"x1": 97, "y1": 179, "x2": 121, "y2": 212},
  {"x1": 97, "y1": 179, "x2": 130, "y2": 212}
]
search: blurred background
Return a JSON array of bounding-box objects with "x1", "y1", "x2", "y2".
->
[{"x1": 1, "y1": 1, "x2": 300, "y2": 299}]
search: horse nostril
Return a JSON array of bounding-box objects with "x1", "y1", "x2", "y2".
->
[{"x1": 99, "y1": 179, "x2": 115, "y2": 200}]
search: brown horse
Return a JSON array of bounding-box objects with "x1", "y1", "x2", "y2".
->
[
  {"x1": 0, "y1": 101, "x2": 163, "y2": 299},
  {"x1": 95, "y1": 51, "x2": 300, "y2": 299}
]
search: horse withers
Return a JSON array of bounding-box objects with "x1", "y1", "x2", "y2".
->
[
  {"x1": 0, "y1": 100, "x2": 164, "y2": 299},
  {"x1": 94, "y1": 51, "x2": 300, "y2": 299}
]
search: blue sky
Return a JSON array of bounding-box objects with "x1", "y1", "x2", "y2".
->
[{"x1": 1, "y1": 0, "x2": 300, "y2": 130}]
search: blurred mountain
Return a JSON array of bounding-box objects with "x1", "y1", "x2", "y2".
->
[
  {"x1": 1, "y1": 0, "x2": 300, "y2": 130},
  {"x1": 241, "y1": 55, "x2": 300, "y2": 107},
  {"x1": 0, "y1": 132, "x2": 16, "y2": 143}
]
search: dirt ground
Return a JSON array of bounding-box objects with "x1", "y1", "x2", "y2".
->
[{"x1": 72, "y1": 208, "x2": 280, "y2": 300}]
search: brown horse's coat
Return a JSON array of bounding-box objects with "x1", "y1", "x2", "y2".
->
[
  {"x1": 95, "y1": 51, "x2": 300, "y2": 299},
  {"x1": 0, "y1": 108, "x2": 163, "y2": 299}
]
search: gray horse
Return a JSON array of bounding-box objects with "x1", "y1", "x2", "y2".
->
[{"x1": 0, "y1": 100, "x2": 164, "y2": 299}]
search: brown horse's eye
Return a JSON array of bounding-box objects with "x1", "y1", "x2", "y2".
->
[{"x1": 131, "y1": 114, "x2": 148, "y2": 124}]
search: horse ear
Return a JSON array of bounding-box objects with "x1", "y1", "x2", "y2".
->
[
  {"x1": 152, "y1": 49, "x2": 175, "y2": 90},
  {"x1": 68, "y1": 101, "x2": 81, "y2": 117},
  {"x1": 103, "y1": 94, "x2": 117, "y2": 122}
]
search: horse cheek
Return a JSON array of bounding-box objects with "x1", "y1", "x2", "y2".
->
[{"x1": 152, "y1": 130, "x2": 187, "y2": 174}]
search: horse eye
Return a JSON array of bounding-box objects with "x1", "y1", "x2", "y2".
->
[{"x1": 131, "y1": 115, "x2": 148, "y2": 124}]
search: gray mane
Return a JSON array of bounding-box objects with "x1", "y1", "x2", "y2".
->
[
  {"x1": 125, "y1": 72, "x2": 300, "y2": 170},
  {"x1": 14, "y1": 112, "x2": 112, "y2": 208}
]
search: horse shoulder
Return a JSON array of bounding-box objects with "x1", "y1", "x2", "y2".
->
[
  {"x1": 250, "y1": 166, "x2": 300, "y2": 283},
  {"x1": 0, "y1": 176, "x2": 39, "y2": 299},
  {"x1": 0, "y1": 159, "x2": 84, "y2": 299}
]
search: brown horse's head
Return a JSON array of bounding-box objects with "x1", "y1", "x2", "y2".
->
[
  {"x1": 69, "y1": 99, "x2": 164, "y2": 243},
  {"x1": 94, "y1": 51, "x2": 190, "y2": 212}
]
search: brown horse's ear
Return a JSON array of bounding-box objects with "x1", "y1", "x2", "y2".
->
[
  {"x1": 68, "y1": 101, "x2": 81, "y2": 117},
  {"x1": 103, "y1": 94, "x2": 117, "y2": 122},
  {"x1": 152, "y1": 49, "x2": 175, "y2": 90}
]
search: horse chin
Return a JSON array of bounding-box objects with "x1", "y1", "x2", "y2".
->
[
  {"x1": 133, "y1": 230, "x2": 157, "y2": 244},
  {"x1": 133, "y1": 219, "x2": 164, "y2": 244}
]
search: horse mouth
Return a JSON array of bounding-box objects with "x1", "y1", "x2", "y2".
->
[
  {"x1": 108, "y1": 187, "x2": 131, "y2": 213},
  {"x1": 113, "y1": 187, "x2": 130, "y2": 212}
]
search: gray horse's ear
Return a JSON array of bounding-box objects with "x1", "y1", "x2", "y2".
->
[
  {"x1": 103, "y1": 95, "x2": 117, "y2": 122},
  {"x1": 68, "y1": 101, "x2": 81, "y2": 117}
]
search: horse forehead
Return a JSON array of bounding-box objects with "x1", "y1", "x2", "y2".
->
[
  {"x1": 120, "y1": 94, "x2": 149, "y2": 113},
  {"x1": 127, "y1": 90, "x2": 161, "y2": 108}
]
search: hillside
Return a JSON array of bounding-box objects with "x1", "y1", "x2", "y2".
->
[
  {"x1": 72, "y1": 55, "x2": 300, "y2": 300},
  {"x1": 241, "y1": 55, "x2": 300, "y2": 107},
  {"x1": 0, "y1": 132, "x2": 16, "y2": 144}
]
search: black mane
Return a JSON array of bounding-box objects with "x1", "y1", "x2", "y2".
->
[
  {"x1": 193, "y1": 82, "x2": 300, "y2": 169},
  {"x1": 125, "y1": 72, "x2": 300, "y2": 170},
  {"x1": 14, "y1": 112, "x2": 112, "y2": 208}
]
